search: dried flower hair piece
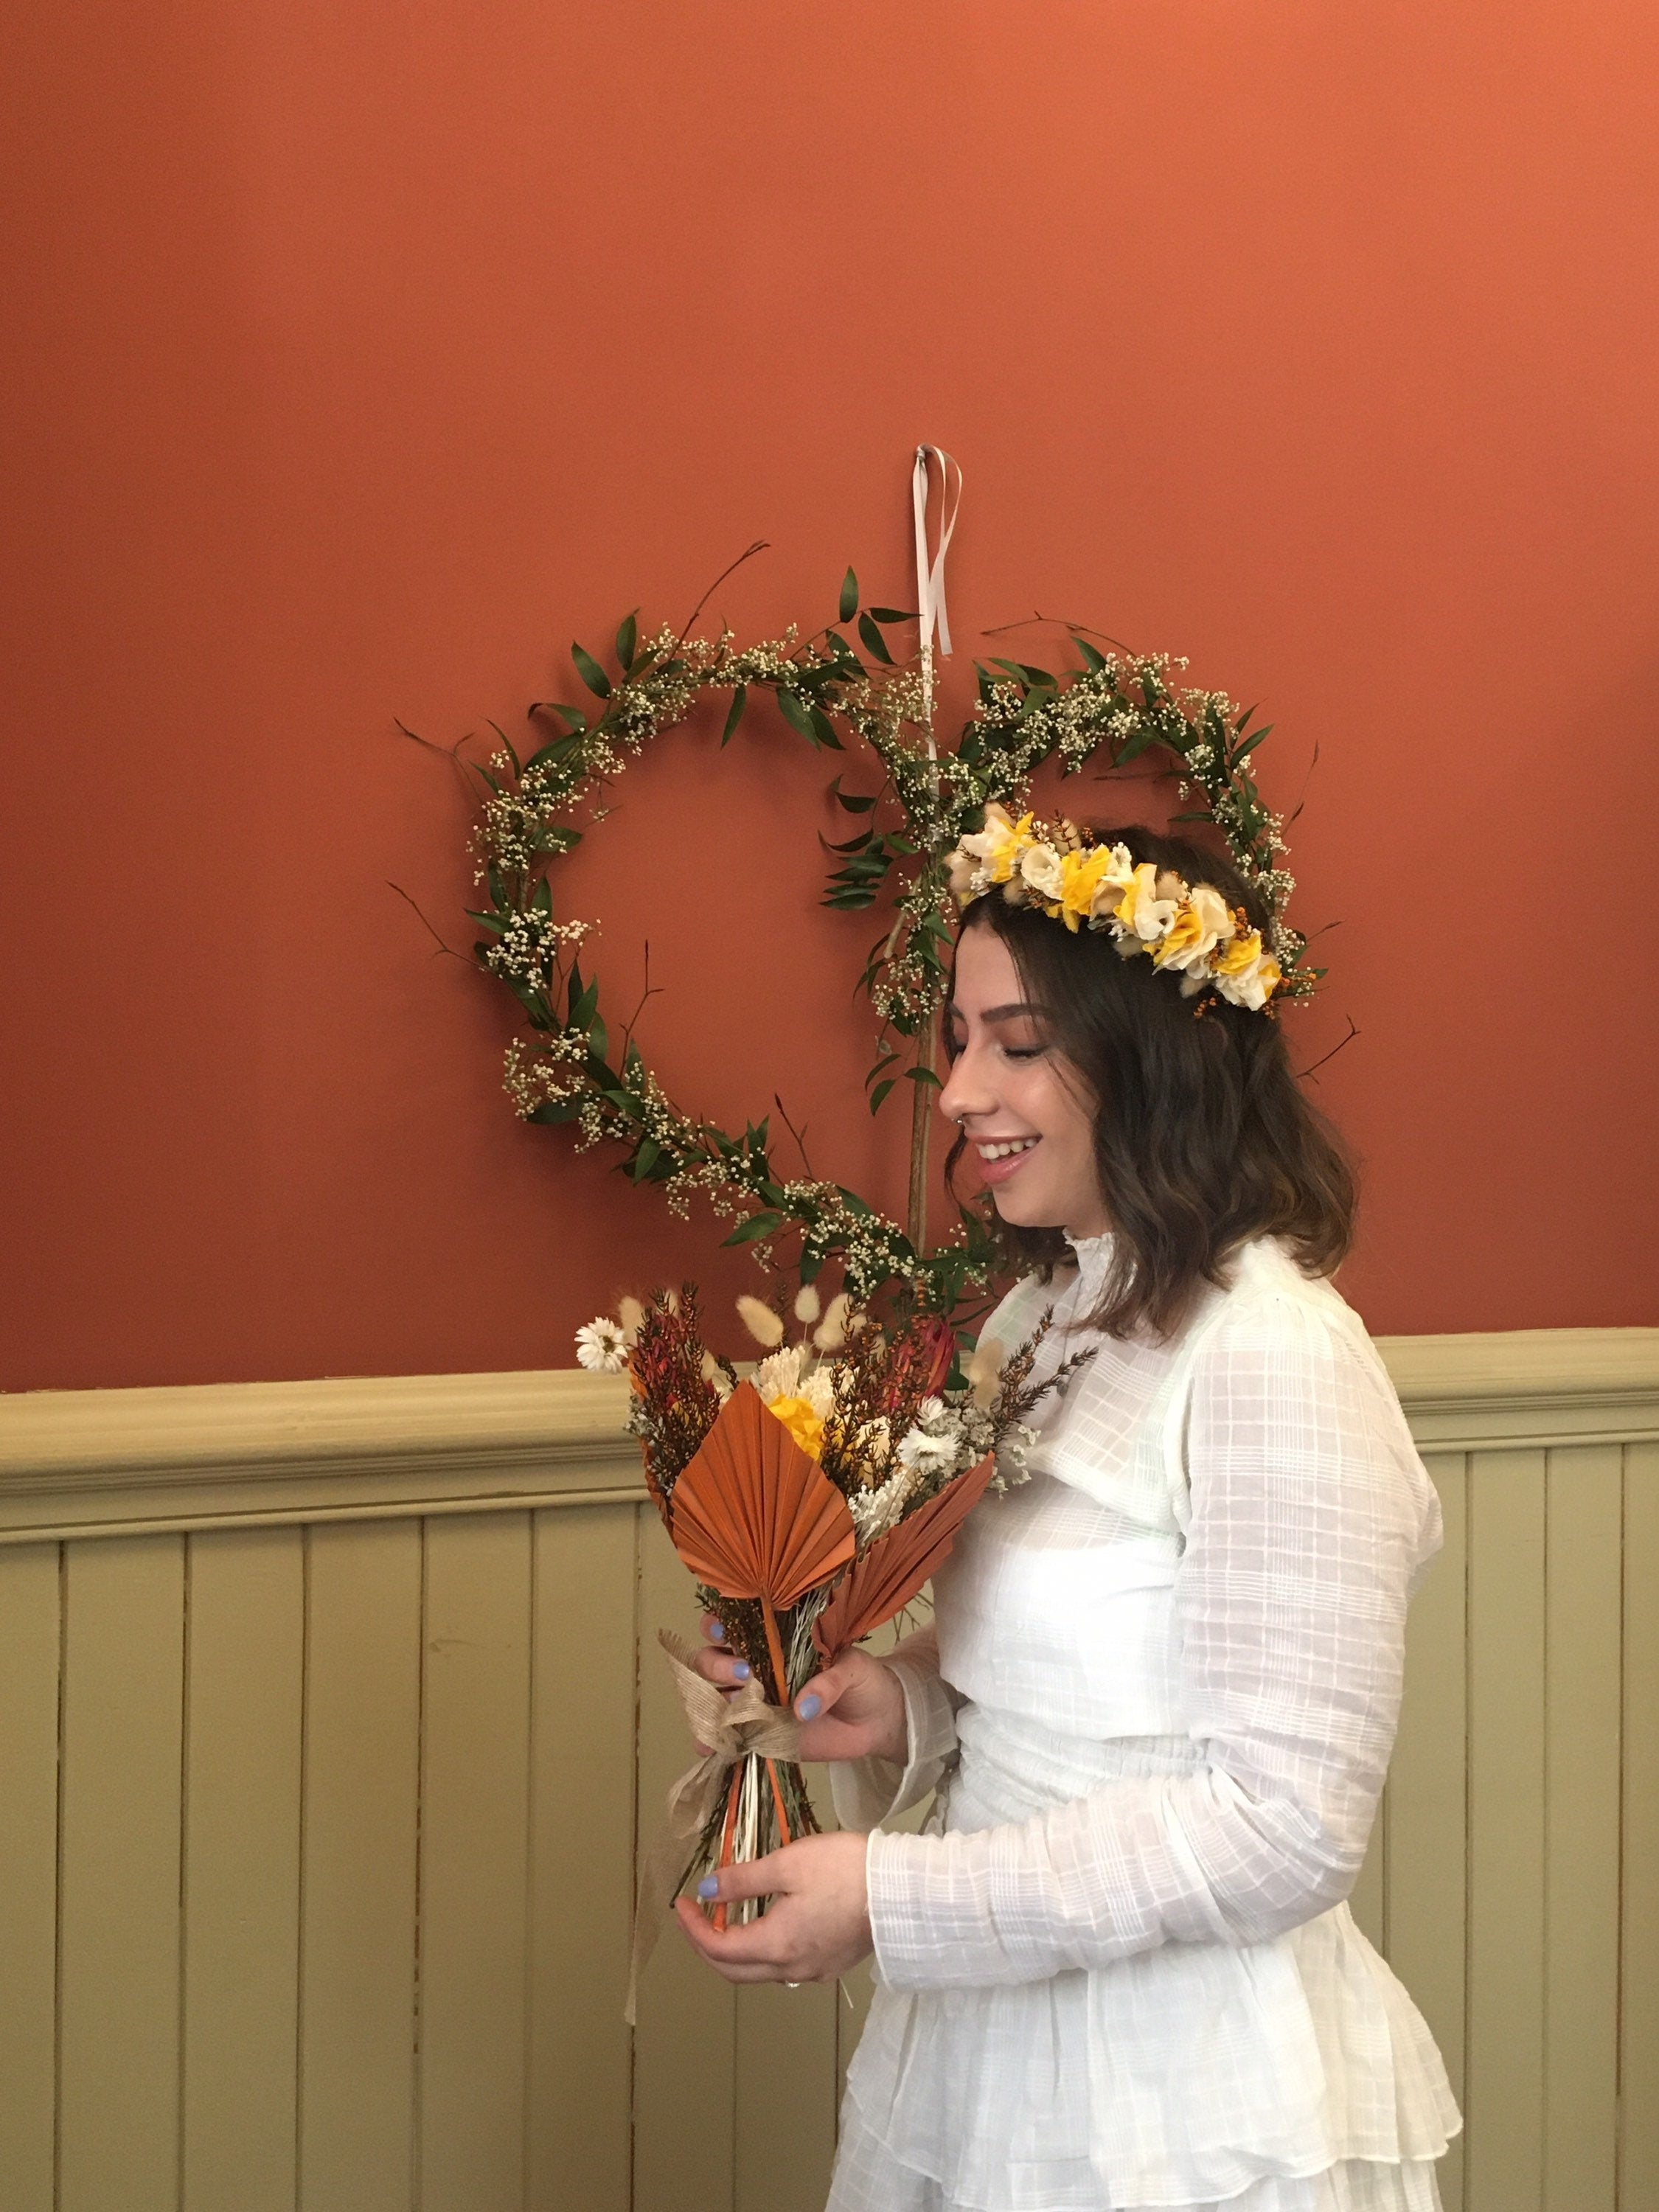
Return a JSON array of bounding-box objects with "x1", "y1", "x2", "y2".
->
[{"x1": 945, "y1": 805, "x2": 1284, "y2": 1013}]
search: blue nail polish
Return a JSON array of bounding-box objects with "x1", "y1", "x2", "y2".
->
[
  {"x1": 697, "y1": 1875, "x2": 720, "y2": 1901},
  {"x1": 797, "y1": 1692, "x2": 822, "y2": 1720},
  {"x1": 731, "y1": 1660, "x2": 750, "y2": 1681},
  {"x1": 709, "y1": 1621, "x2": 726, "y2": 1641}
]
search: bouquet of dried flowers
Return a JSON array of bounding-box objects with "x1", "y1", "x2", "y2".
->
[{"x1": 582, "y1": 1281, "x2": 1085, "y2": 1979}]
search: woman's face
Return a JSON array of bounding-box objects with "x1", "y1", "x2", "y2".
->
[{"x1": 937, "y1": 922, "x2": 1112, "y2": 1240}]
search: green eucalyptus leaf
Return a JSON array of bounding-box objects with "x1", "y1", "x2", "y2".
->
[
  {"x1": 838, "y1": 567, "x2": 859, "y2": 622},
  {"x1": 868, "y1": 1078, "x2": 896, "y2": 1114},
  {"x1": 829, "y1": 776, "x2": 877, "y2": 813},
  {"x1": 721, "y1": 685, "x2": 748, "y2": 746},
  {"x1": 588, "y1": 1013, "x2": 608, "y2": 1062},
  {"x1": 774, "y1": 688, "x2": 815, "y2": 740},
  {"x1": 1075, "y1": 639, "x2": 1108, "y2": 671},
  {"x1": 807, "y1": 706, "x2": 844, "y2": 750},
  {"x1": 723, "y1": 1211, "x2": 785, "y2": 1247},
  {"x1": 526, "y1": 1099, "x2": 584, "y2": 1124},
  {"x1": 857, "y1": 613, "x2": 894, "y2": 666},
  {"x1": 904, "y1": 1065, "x2": 942, "y2": 1088},
  {"x1": 529, "y1": 701, "x2": 588, "y2": 735},
  {"x1": 869, "y1": 608, "x2": 918, "y2": 624},
  {"x1": 615, "y1": 610, "x2": 639, "y2": 669},
  {"x1": 571, "y1": 643, "x2": 612, "y2": 698}
]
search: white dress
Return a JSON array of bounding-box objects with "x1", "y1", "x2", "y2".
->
[{"x1": 827, "y1": 1232, "x2": 1461, "y2": 2212}]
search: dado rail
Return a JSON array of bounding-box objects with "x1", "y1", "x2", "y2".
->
[{"x1": 1, "y1": 1329, "x2": 1655, "y2": 2212}]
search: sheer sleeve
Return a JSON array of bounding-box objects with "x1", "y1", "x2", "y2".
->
[
  {"x1": 829, "y1": 1623, "x2": 963, "y2": 1832},
  {"x1": 863, "y1": 1291, "x2": 1441, "y2": 1990}
]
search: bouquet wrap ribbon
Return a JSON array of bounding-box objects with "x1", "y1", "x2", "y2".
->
[{"x1": 625, "y1": 1628, "x2": 804, "y2": 2022}]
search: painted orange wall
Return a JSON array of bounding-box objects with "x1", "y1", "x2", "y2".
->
[{"x1": 4, "y1": 0, "x2": 1655, "y2": 1390}]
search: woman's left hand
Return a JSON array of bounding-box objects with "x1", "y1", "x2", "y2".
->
[{"x1": 673, "y1": 1829, "x2": 873, "y2": 1984}]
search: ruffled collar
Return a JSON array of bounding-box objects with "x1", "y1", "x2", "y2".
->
[{"x1": 1062, "y1": 1225, "x2": 1116, "y2": 1293}]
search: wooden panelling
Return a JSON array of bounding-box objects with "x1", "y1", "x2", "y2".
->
[
  {"x1": 180, "y1": 1528, "x2": 305, "y2": 2212},
  {"x1": 1388, "y1": 1454, "x2": 1469, "y2": 2212},
  {"x1": 631, "y1": 1511, "x2": 738, "y2": 2212},
  {"x1": 0, "y1": 1545, "x2": 61, "y2": 2209},
  {"x1": 526, "y1": 1502, "x2": 637, "y2": 2212},
  {"x1": 296, "y1": 1520, "x2": 422, "y2": 2211},
  {"x1": 0, "y1": 1334, "x2": 1653, "y2": 2211},
  {"x1": 58, "y1": 1536, "x2": 185, "y2": 2212},
  {"x1": 1543, "y1": 1447, "x2": 1624, "y2": 2212},
  {"x1": 417, "y1": 1512, "x2": 533, "y2": 2212},
  {"x1": 1621, "y1": 1442, "x2": 1659, "y2": 2211},
  {"x1": 1465, "y1": 1449, "x2": 1548, "y2": 2212}
]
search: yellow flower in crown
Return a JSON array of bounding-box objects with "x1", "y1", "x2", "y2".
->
[
  {"x1": 1114, "y1": 863, "x2": 1180, "y2": 942},
  {"x1": 1056, "y1": 844, "x2": 1127, "y2": 931},
  {"x1": 1153, "y1": 883, "x2": 1234, "y2": 971},
  {"x1": 1212, "y1": 927, "x2": 1265, "y2": 977},
  {"x1": 765, "y1": 1393, "x2": 827, "y2": 1461},
  {"x1": 961, "y1": 802, "x2": 1036, "y2": 885}
]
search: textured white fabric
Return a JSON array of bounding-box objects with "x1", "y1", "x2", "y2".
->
[{"x1": 827, "y1": 1233, "x2": 1461, "y2": 2212}]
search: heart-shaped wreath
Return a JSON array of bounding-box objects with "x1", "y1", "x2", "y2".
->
[{"x1": 450, "y1": 557, "x2": 1316, "y2": 1316}]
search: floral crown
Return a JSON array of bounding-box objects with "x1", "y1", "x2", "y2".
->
[{"x1": 945, "y1": 805, "x2": 1284, "y2": 1013}]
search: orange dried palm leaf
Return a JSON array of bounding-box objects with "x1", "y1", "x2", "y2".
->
[
  {"x1": 813, "y1": 1454, "x2": 997, "y2": 1660},
  {"x1": 669, "y1": 1382, "x2": 855, "y2": 1608}
]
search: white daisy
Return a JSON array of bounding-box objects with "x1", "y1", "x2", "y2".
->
[{"x1": 574, "y1": 1318, "x2": 628, "y2": 1373}]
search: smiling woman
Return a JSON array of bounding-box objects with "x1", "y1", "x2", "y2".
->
[
  {"x1": 681, "y1": 815, "x2": 1457, "y2": 2212},
  {"x1": 943, "y1": 820, "x2": 1356, "y2": 1341}
]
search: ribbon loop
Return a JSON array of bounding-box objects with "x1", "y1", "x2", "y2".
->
[{"x1": 911, "y1": 444, "x2": 962, "y2": 734}]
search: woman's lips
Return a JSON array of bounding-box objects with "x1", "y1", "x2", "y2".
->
[{"x1": 976, "y1": 1138, "x2": 1040, "y2": 1187}]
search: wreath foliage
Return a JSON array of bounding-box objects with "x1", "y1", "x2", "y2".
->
[{"x1": 455, "y1": 564, "x2": 1314, "y2": 1314}]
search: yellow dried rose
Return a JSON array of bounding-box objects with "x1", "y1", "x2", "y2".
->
[
  {"x1": 1056, "y1": 844, "x2": 1125, "y2": 931},
  {"x1": 1153, "y1": 883, "x2": 1233, "y2": 971},
  {"x1": 961, "y1": 803, "x2": 1036, "y2": 885},
  {"x1": 765, "y1": 1393, "x2": 827, "y2": 1461}
]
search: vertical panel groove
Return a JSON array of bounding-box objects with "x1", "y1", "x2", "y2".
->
[
  {"x1": 414, "y1": 1519, "x2": 428, "y2": 2212},
  {"x1": 55, "y1": 1541, "x2": 68, "y2": 2212},
  {"x1": 1615, "y1": 1445, "x2": 1627, "y2": 2212},
  {"x1": 293, "y1": 1526, "x2": 309, "y2": 2212},
  {"x1": 175, "y1": 1537, "x2": 192, "y2": 2212},
  {"x1": 522, "y1": 1508, "x2": 539, "y2": 2212}
]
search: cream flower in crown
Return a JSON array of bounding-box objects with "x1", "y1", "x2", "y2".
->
[{"x1": 944, "y1": 811, "x2": 1284, "y2": 1014}]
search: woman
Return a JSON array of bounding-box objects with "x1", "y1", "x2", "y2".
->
[{"x1": 676, "y1": 821, "x2": 1461, "y2": 2212}]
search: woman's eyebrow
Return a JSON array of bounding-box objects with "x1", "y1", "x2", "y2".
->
[{"x1": 945, "y1": 1001, "x2": 1049, "y2": 1026}]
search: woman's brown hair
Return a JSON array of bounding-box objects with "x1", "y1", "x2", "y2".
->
[{"x1": 945, "y1": 823, "x2": 1356, "y2": 1340}]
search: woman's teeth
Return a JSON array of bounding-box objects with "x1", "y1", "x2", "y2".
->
[{"x1": 978, "y1": 1138, "x2": 1038, "y2": 1161}]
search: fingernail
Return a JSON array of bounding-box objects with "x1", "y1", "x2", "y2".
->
[
  {"x1": 709, "y1": 1621, "x2": 726, "y2": 1641},
  {"x1": 697, "y1": 1876, "x2": 719, "y2": 1901},
  {"x1": 796, "y1": 1692, "x2": 822, "y2": 1720},
  {"x1": 731, "y1": 1660, "x2": 750, "y2": 1681}
]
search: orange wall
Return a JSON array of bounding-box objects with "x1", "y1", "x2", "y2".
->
[{"x1": 4, "y1": 0, "x2": 1656, "y2": 1391}]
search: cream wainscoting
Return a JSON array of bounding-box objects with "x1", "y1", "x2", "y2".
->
[{"x1": 0, "y1": 1329, "x2": 1655, "y2": 2212}]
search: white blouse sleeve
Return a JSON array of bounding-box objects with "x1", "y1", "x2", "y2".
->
[
  {"x1": 863, "y1": 1291, "x2": 1439, "y2": 1990},
  {"x1": 828, "y1": 1623, "x2": 963, "y2": 1832}
]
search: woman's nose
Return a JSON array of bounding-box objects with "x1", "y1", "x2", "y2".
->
[{"x1": 937, "y1": 1049, "x2": 989, "y2": 1127}]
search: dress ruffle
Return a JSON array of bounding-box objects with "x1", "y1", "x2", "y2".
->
[
  {"x1": 844, "y1": 1727, "x2": 1458, "y2": 2212},
  {"x1": 841, "y1": 1897, "x2": 1458, "y2": 2211}
]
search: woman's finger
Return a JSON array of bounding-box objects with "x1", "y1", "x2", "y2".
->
[
  {"x1": 691, "y1": 1648, "x2": 753, "y2": 1689},
  {"x1": 790, "y1": 1658, "x2": 855, "y2": 1722},
  {"x1": 672, "y1": 1899, "x2": 796, "y2": 1980},
  {"x1": 695, "y1": 1848, "x2": 796, "y2": 1908},
  {"x1": 701, "y1": 1612, "x2": 728, "y2": 1644}
]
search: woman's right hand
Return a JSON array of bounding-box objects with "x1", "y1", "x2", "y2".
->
[{"x1": 693, "y1": 1615, "x2": 908, "y2": 1766}]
